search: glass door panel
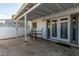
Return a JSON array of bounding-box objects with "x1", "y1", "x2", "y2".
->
[
  {"x1": 71, "y1": 15, "x2": 78, "y2": 44},
  {"x1": 61, "y1": 22, "x2": 68, "y2": 39},
  {"x1": 52, "y1": 20, "x2": 57, "y2": 37}
]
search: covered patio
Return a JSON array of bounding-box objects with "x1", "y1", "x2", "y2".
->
[{"x1": 13, "y1": 3, "x2": 79, "y2": 47}]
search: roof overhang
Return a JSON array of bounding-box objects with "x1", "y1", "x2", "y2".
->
[
  {"x1": 13, "y1": 3, "x2": 79, "y2": 21},
  {"x1": 13, "y1": 3, "x2": 37, "y2": 20}
]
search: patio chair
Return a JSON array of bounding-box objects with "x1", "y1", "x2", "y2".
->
[
  {"x1": 36, "y1": 28, "x2": 43, "y2": 39},
  {"x1": 30, "y1": 27, "x2": 37, "y2": 39}
]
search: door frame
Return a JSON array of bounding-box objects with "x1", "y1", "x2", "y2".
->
[
  {"x1": 46, "y1": 20, "x2": 50, "y2": 38},
  {"x1": 60, "y1": 18, "x2": 69, "y2": 42},
  {"x1": 70, "y1": 14, "x2": 78, "y2": 44},
  {"x1": 51, "y1": 19, "x2": 58, "y2": 39},
  {"x1": 50, "y1": 15, "x2": 70, "y2": 43}
]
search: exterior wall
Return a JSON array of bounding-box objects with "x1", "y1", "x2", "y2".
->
[
  {"x1": 0, "y1": 27, "x2": 17, "y2": 39},
  {"x1": 29, "y1": 15, "x2": 71, "y2": 42},
  {"x1": 0, "y1": 27, "x2": 24, "y2": 39},
  {"x1": 17, "y1": 27, "x2": 25, "y2": 37},
  {"x1": 27, "y1": 6, "x2": 79, "y2": 47},
  {"x1": 29, "y1": 14, "x2": 79, "y2": 47},
  {"x1": 27, "y1": 21, "x2": 32, "y2": 34},
  {"x1": 36, "y1": 19, "x2": 47, "y2": 39},
  {"x1": 0, "y1": 20, "x2": 25, "y2": 39},
  {"x1": 29, "y1": 19, "x2": 47, "y2": 39}
]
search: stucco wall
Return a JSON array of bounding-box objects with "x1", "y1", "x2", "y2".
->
[
  {"x1": 0, "y1": 27, "x2": 24, "y2": 39},
  {"x1": 29, "y1": 19, "x2": 47, "y2": 39},
  {"x1": 27, "y1": 21, "x2": 32, "y2": 34},
  {"x1": 17, "y1": 27, "x2": 25, "y2": 36}
]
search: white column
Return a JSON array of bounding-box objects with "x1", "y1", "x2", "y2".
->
[
  {"x1": 24, "y1": 14, "x2": 28, "y2": 42},
  {"x1": 16, "y1": 21, "x2": 18, "y2": 37},
  {"x1": 68, "y1": 15, "x2": 71, "y2": 44},
  {"x1": 57, "y1": 18, "x2": 60, "y2": 40}
]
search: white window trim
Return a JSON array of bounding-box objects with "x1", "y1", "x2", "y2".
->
[
  {"x1": 50, "y1": 15, "x2": 70, "y2": 43},
  {"x1": 60, "y1": 16, "x2": 70, "y2": 42},
  {"x1": 50, "y1": 19, "x2": 58, "y2": 40}
]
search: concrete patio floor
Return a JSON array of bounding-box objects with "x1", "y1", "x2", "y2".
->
[{"x1": 0, "y1": 37, "x2": 79, "y2": 56}]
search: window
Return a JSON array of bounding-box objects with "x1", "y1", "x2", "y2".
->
[
  {"x1": 60, "y1": 18, "x2": 68, "y2": 39},
  {"x1": 71, "y1": 15, "x2": 78, "y2": 43},
  {"x1": 32, "y1": 22, "x2": 37, "y2": 28},
  {"x1": 52, "y1": 20, "x2": 57, "y2": 37}
]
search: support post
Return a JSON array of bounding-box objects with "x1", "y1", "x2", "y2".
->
[
  {"x1": 24, "y1": 14, "x2": 28, "y2": 43},
  {"x1": 16, "y1": 21, "x2": 18, "y2": 37},
  {"x1": 68, "y1": 15, "x2": 71, "y2": 44}
]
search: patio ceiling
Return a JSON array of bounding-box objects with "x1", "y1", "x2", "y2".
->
[
  {"x1": 13, "y1": 3, "x2": 37, "y2": 20},
  {"x1": 14, "y1": 3, "x2": 79, "y2": 21}
]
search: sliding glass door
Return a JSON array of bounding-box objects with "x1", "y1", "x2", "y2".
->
[
  {"x1": 71, "y1": 14, "x2": 78, "y2": 44},
  {"x1": 52, "y1": 20, "x2": 57, "y2": 38},
  {"x1": 60, "y1": 18, "x2": 68, "y2": 40},
  {"x1": 61, "y1": 22, "x2": 68, "y2": 39}
]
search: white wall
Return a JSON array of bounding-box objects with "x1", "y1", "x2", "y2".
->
[
  {"x1": 17, "y1": 27, "x2": 25, "y2": 36},
  {"x1": 27, "y1": 21, "x2": 32, "y2": 34},
  {"x1": 0, "y1": 27, "x2": 24, "y2": 39},
  {"x1": 0, "y1": 27, "x2": 16, "y2": 39},
  {"x1": 37, "y1": 19, "x2": 47, "y2": 39},
  {"x1": 30, "y1": 19, "x2": 47, "y2": 39}
]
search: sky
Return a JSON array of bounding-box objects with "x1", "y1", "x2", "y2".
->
[{"x1": 0, "y1": 3, "x2": 22, "y2": 19}]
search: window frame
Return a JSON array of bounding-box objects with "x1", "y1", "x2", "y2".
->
[
  {"x1": 60, "y1": 18, "x2": 69, "y2": 40},
  {"x1": 51, "y1": 19, "x2": 57, "y2": 38},
  {"x1": 32, "y1": 22, "x2": 37, "y2": 28}
]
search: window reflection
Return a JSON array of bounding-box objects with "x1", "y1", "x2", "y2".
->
[
  {"x1": 61, "y1": 22, "x2": 68, "y2": 39},
  {"x1": 52, "y1": 20, "x2": 57, "y2": 37}
]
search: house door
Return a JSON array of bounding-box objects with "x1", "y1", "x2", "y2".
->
[
  {"x1": 71, "y1": 14, "x2": 78, "y2": 44},
  {"x1": 47, "y1": 20, "x2": 50, "y2": 38}
]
